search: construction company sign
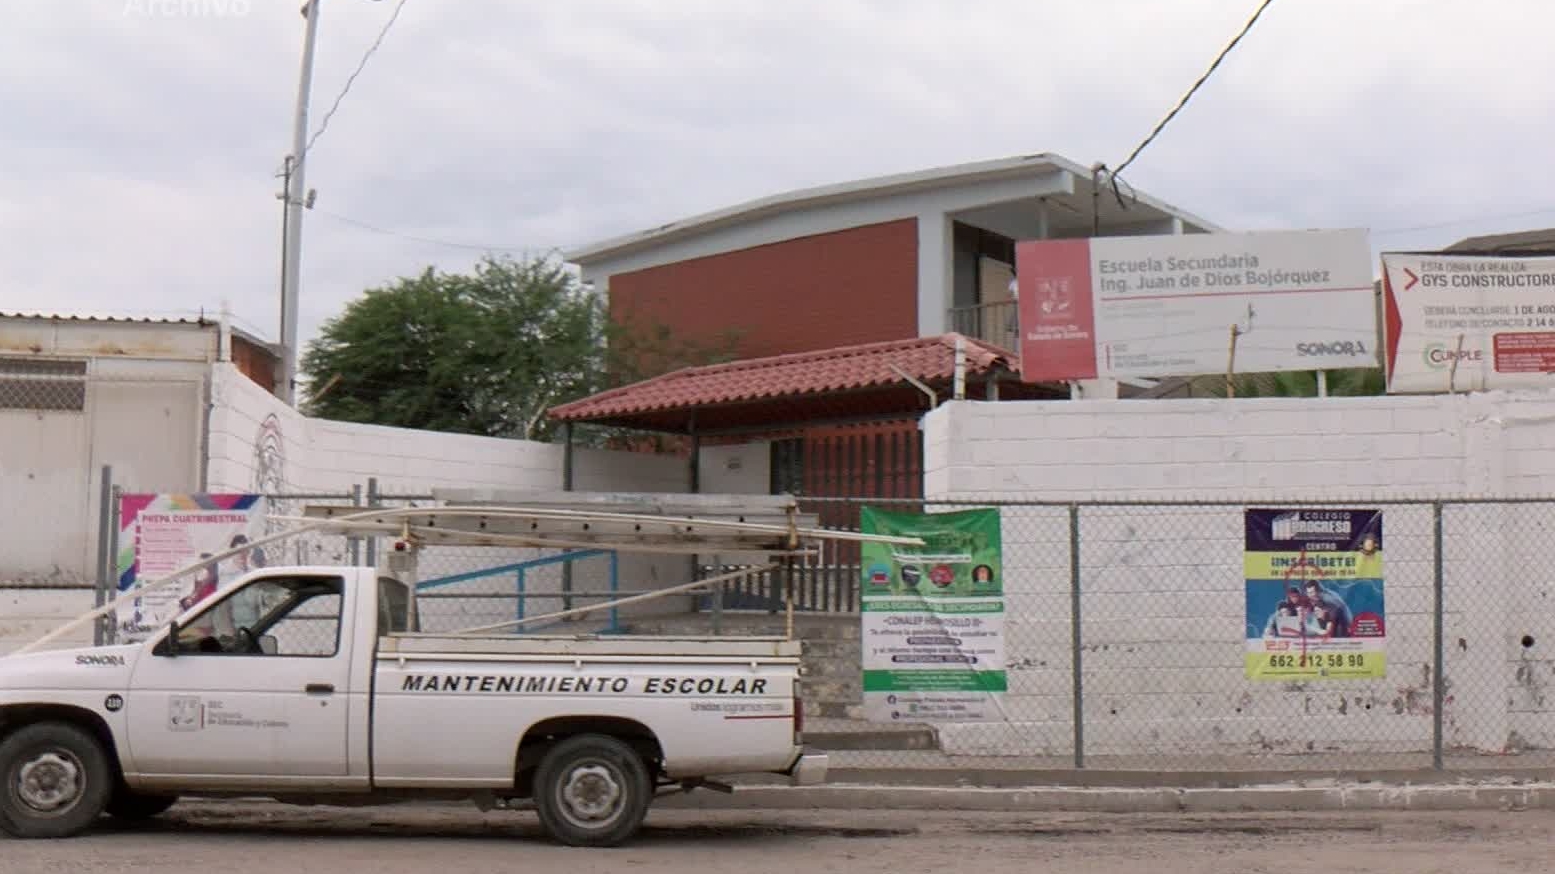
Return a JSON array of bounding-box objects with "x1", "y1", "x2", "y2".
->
[
  {"x1": 1015, "y1": 229, "x2": 1377, "y2": 382},
  {"x1": 1380, "y1": 252, "x2": 1555, "y2": 393}
]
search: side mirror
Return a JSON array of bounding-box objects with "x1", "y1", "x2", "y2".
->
[
  {"x1": 258, "y1": 635, "x2": 278, "y2": 656},
  {"x1": 163, "y1": 618, "x2": 180, "y2": 657}
]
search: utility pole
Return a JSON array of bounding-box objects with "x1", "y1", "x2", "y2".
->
[{"x1": 277, "y1": 0, "x2": 323, "y2": 406}]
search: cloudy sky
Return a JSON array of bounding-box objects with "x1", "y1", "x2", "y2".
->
[{"x1": 4, "y1": 0, "x2": 1553, "y2": 355}]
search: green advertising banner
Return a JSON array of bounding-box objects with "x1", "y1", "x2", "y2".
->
[{"x1": 859, "y1": 506, "x2": 1004, "y2": 723}]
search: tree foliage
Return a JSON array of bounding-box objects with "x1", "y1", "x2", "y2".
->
[
  {"x1": 301, "y1": 255, "x2": 738, "y2": 443},
  {"x1": 1194, "y1": 367, "x2": 1386, "y2": 398}
]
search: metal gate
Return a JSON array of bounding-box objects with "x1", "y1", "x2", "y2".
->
[{"x1": 710, "y1": 419, "x2": 922, "y2": 613}]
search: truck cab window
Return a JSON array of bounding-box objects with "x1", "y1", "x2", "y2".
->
[
  {"x1": 376, "y1": 576, "x2": 414, "y2": 636},
  {"x1": 173, "y1": 576, "x2": 344, "y2": 657}
]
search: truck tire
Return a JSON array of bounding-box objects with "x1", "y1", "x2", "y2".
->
[
  {"x1": 105, "y1": 789, "x2": 178, "y2": 822},
  {"x1": 0, "y1": 722, "x2": 113, "y2": 839},
  {"x1": 532, "y1": 733, "x2": 652, "y2": 847}
]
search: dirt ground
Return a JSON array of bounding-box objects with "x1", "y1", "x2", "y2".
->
[{"x1": 2, "y1": 802, "x2": 1551, "y2": 874}]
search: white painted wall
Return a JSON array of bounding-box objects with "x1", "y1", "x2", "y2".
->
[
  {"x1": 0, "y1": 357, "x2": 206, "y2": 589},
  {"x1": 694, "y1": 442, "x2": 774, "y2": 574},
  {"x1": 0, "y1": 318, "x2": 219, "y2": 363},
  {"x1": 204, "y1": 363, "x2": 695, "y2": 629},
  {"x1": 698, "y1": 442, "x2": 771, "y2": 496},
  {"x1": 0, "y1": 409, "x2": 93, "y2": 587},
  {"x1": 205, "y1": 363, "x2": 559, "y2": 495},
  {"x1": 3, "y1": 361, "x2": 703, "y2": 653},
  {"x1": 0, "y1": 589, "x2": 95, "y2": 655},
  {"x1": 923, "y1": 391, "x2": 1555, "y2": 759}
]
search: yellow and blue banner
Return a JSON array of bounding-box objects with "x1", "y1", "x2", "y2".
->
[{"x1": 1244, "y1": 508, "x2": 1386, "y2": 681}]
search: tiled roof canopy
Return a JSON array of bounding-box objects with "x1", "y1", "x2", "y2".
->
[{"x1": 549, "y1": 333, "x2": 1058, "y2": 434}]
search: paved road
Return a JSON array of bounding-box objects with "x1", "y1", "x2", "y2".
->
[{"x1": 3, "y1": 803, "x2": 1551, "y2": 873}]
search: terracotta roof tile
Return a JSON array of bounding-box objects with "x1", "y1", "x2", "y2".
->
[{"x1": 550, "y1": 333, "x2": 1014, "y2": 423}]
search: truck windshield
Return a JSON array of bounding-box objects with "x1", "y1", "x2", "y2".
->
[{"x1": 174, "y1": 576, "x2": 344, "y2": 657}]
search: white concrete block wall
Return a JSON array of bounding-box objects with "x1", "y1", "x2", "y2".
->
[
  {"x1": 0, "y1": 589, "x2": 95, "y2": 655},
  {"x1": 928, "y1": 394, "x2": 1503, "y2": 503},
  {"x1": 202, "y1": 364, "x2": 695, "y2": 625},
  {"x1": 924, "y1": 391, "x2": 1555, "y2": 758},
  {"x1": 206, "y1": 364, "x2": 562, "y2": 495},
  {"x1": 568, "y1": 446, "x2": 696, "y2": 619},
  {"x1": 936, "y1": 505, "x2": 1074, "y2": 756},
  {"x1": 207, "y1": 363, "x2": 690, "y2": 500}
]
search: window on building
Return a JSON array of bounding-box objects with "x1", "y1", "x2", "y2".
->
[
  {"x1": 0, "y1": 358, "x2": 87, "y2": 412},
  {"x1": 770, "y1": 438, "x2": 804, "y2": 496}
]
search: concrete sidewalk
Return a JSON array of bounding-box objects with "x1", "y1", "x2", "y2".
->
[{"x1": 657, "y1": 778, "x2": 1555, "y2": 813}]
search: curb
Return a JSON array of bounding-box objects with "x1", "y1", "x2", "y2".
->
[{"x1": 654, "y1": 780, "x2": 1555, "y2": 813}]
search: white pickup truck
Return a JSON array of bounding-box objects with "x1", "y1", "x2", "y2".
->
[{"x1": 0, "y1": 565, "x2": 823, "y2": 846}]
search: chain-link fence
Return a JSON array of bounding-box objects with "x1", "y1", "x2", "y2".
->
[
  {"x1": 701, "y1": 496, "x2": 1555, "y2": 777},
  {"x1": 365, "y1": 492, "x2": 640, "y2": 636},
  {"x1": 88, "y1": 483, "x2": 686, "y2": 646},
  {"x1": 86, "y1": 480, "x2": 1555, "y2": 778}
]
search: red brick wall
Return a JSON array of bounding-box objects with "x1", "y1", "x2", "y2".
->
[
  {"x1": 608, "y1": 219, "x2": 919, "y2": 360},
  {"x1": 231, "y1": 335, "x2": 277, "y2": 395}
]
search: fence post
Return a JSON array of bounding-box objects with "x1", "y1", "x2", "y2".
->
[
  {"x1": 93, "y1": 465, "x2": 114, "y2": 647},
  {"x1": 1070, "y1": 503, "x2": 1084, "y2": 769},
  {"x1": 1432, "y1": 501, "x2": 1445, "y2": 771},
  {"x1": 516, "y1": 568, "x2": 526, "y2": 627},
  {"x1": 609, "y1": 550, "x2": 620, "y2": 633},
  {"x1": 348, "y1": 483, "x2": 363, "y2": 566},
  {"x1": 364, "y1": 477, "x2": 379, "y2": 568},
  {"x1": 562, "y1": 560, "x2": 574, "y2": 614}
]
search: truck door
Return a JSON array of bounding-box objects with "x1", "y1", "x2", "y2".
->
[{"x1": 125, "y1": 574, "x2": 355, "y2": 779}]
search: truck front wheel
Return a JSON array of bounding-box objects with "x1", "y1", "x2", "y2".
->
[
  {"x1": 0, "y1": 722, "x2": 113, "y2": 839},
  {"x1": 532, "y1": 734, "x2": 651, "y2": 847}
]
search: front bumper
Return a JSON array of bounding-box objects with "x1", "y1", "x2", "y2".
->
[{"x1": 786, "y1": 748, "x2": 828, "y2": 786}]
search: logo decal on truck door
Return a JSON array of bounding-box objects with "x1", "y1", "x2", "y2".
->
[{"x1": 168, "y1": 695, "x2": 205, "y2": 732}]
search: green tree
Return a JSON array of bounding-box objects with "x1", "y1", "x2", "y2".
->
[
  {"x1": 1195, "y1": 367, "x2": 1386, "y2": 398},
  {"x1": 302, "y1": 255, "x2": 739, "y2": 443}
]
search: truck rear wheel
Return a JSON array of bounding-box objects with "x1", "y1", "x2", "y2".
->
[
  {"x1": 0, "y1": 722, "x2": 112, "y2": 839},
  {"x1": 532, "y1": 733, "x2": 651, "y2": 847}
]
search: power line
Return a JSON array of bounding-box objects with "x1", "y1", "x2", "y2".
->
[
  {"x1": 1372, "y1": 206, "x2": 1555, "y2": 238},
  {"x1": 1111, "y1": 0, "x2": 1279, "y2": 182},
  {"x1": 314, "y1": 208, "x2": 563, "y2": 257},
  {"x1": 303, "y1": 0, "x2": 411, "y2": 159}
]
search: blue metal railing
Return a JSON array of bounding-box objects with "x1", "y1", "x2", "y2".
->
[{"x1": 415, "y1": 549, "x2": 620, "y2": 633}]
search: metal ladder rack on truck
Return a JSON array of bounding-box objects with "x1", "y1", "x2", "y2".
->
[{"x1": 0, "y1": 493, "x2": 921, "y2": 847}]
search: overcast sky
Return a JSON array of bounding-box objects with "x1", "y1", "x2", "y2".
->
[{"x1": 4, "y1": 0, "x2": 1553, "y2": 354}]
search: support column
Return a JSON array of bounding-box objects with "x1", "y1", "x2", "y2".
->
[
  {"x1": 560, "y1": 421, "x2": 575, "y2": 612},
  {"x1": 562, "y1": 422, "x2": 575, "y2": 491},
  {"x1": 917, "y1": 212, "x2": 953, "y2": 337},
  {"x1": 687, "y1": 412, "x2": 703, "y2": 614},
  {"x1": 687, "y1": 412, "x2": 700, "y2": 494}
]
